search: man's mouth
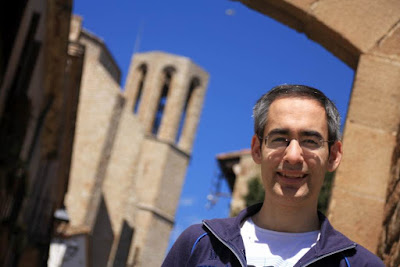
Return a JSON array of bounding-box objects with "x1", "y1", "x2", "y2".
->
[{"x1": 276, "y1": 171, "x2": 307, "y2": 179}]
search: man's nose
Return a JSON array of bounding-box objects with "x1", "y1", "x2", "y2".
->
[{"x1": 283, "y1": 139, "x2": 304, "y2": 165}]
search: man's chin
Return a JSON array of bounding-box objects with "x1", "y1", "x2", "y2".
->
[{"x1": 273, "y1": 186, "x2": 310, "y2": 203}]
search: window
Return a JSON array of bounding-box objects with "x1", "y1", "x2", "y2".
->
[
  {"x1": 113, "y1": 220, "x2": 134, "y2": 266},
  {"x1": 151, "y1": 66, "x2": 175, "y2": 135},
  {"x1": 133, "y1": 64, "x2": 147, "y2": 113},
  {"x1": 175, "y1": 77, "x2": 200, "y2": 143}
]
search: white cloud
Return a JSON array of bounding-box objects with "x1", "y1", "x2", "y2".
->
[{"x1": 179, "y1": 197, "x2": 195, "y2": 207}]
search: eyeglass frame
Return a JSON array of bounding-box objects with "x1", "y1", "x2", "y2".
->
[{"x1": 258, "y1": 134, "x2": 334, "y2": 151}]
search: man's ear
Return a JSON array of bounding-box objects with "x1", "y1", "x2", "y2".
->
[
  {"x1": 327, "y1": 140, "x2": 343, "y2": 172},
  {"x1": 251, "y1": 135, "x2": 262, "y2": 164}
]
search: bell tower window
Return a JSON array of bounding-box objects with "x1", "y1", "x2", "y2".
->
[
  {"x1": 133, "y1": 64, "x2": 147, "y2": 113},
  {"x1": 176, "y1": 77, "x2": 200, "y2": 143},
  {"x1": 152, "y1": 66, "x2": 174, "y2": 135}
]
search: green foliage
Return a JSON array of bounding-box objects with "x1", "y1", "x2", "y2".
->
[
  {"x1": 318, "y1": 171, "x2": 335, "y2": 214},
  {"x1": 244, "y1": 176, "x2": 265, "y2": 207}
]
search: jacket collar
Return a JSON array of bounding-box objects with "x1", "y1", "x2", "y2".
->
[
  {"x1": 203, "y1": 203, "x2": 356, "y2": 262},
  {"x1": 203, "y1": 203, "x2": 262, "y2": 243}
]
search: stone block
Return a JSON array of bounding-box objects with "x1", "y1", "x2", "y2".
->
[
  {"x1": 328, "y1": 187, "x2": 385, "y2": 253},
  {"x1": 102, "y1": 107, "x2": 144, "y2": 233},
  {"x1": 134, "y1": 139, "x2": 170, "y2": 204},
  {"x1": 373, "y1": 21, "x2": 400, "y2": 58},
  {"x1": 69, "y1": 15, "x2": 82, "y2": 42},
  {"x1": 335, "y1": 121, "x2": 396, "y2": 198},
  {"x1": 311, "y1": 0, "x2": 400, "y2": 53},
  {"x1": 141, "y1": 215, "x2": 173, "y2": 267},
  {"x1": 156, "y1": 147, "x2": 189, "y2": 216},
  {"x1": 238, "y1": 0, "x2": 308, "y2": 39},
  {"x1": 128, "y1": 209, "x2": 153, "y2": 265},
  {"x1": 348, "y1": 54, "x2": 400, "y2": 133}
]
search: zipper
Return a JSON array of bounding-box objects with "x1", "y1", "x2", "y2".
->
[
  {"x1": 203, "y1": 221, "x2": 356, "y2": 267},
  {"x1": 301, "y1": 243, "x2": 357, "y2": 267},
  {"x1": 203, "y1": 221, "x2": 246, "y2": 267}
]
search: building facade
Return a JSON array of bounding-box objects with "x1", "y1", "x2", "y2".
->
[
  {"x1": 64, "y1": 17, "x2": 209, "y2": 267},
  {"x1": 216, "y1": 149, "x2": 260, "y2": 216}
]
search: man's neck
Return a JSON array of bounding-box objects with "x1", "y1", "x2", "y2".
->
[{"x1": 251, "y1": 199, "x2": 320, "y2": 233}]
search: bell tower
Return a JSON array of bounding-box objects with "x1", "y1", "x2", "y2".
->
[{"x1": 124, "y1": 51, "x2": 209, "y2": 266}]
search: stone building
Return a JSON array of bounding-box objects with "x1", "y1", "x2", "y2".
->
[
  {"x1": 218, "y1": 1, "x2": 400, "y2": 265},
  {"x1": 0, "y1": 0, "x2": 83, "y2": 266},
  {"x1": 216, "y1": 149, "x2": 260, "y2": 216},
  {"x1": 63, "y1": 17, "x2": 209, "y2": 267}
]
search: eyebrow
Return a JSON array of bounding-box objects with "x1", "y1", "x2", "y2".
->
[
  {"x1": 267, "y1": 128, "x2": 289, "y2": 136},
  {"x1": 267, "y1": 128, "x2": 324, "y2": 139},
  {"x1": 301, "y1": 130, "x2": 324, "y2": 139}
]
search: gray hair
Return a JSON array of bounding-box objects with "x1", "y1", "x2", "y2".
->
[{"x1": 253, "y1": 84, "x2": 341, "y2": 143}]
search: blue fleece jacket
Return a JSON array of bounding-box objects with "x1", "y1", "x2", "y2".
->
[{"x1": 162, "y1": 204, "x2": 385, "y2": 267}]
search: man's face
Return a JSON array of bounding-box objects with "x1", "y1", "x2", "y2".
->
[{"x1": 251, "y1": 97, "x2": 342, "y2": 207}]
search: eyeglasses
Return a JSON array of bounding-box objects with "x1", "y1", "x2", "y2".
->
[{"x1": 261, "y1": 134, "x2": 332, "y2": 151}]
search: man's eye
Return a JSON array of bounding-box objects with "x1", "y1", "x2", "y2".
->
[
  {"x1": 303, "y1": 139, "x2": 318, "y2": 144},
  {"x1": 270, "y1": 137, "x2": 287, "y2": 144},
  {"x1": 301, "y1": 139, "x2": 320, "y2": 148}
]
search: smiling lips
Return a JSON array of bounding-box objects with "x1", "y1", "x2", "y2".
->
[
  {"x1": 277, "y1": 171, "x2": 308, "y2": 179},
  {"x1": 276, "y1": 172, "x2": 308, "y2": 186}
]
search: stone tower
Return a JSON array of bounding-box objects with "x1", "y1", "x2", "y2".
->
[
  {"x1": 65, "y1": 17, "x2": 209, "y2": 267},
  {"x1": 124, "y1": 52, "x2": 208, "y2": 266}
]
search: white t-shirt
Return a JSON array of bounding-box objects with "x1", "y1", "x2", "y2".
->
[{"x1": 240, "y1": 218, "x2": 320, "y2": 267}]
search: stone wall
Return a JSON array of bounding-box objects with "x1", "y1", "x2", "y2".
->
[
  {"x1": 66, "y1": 28, "x2": 123, "y2": 228},
  {"x1": 378, "y1": 124, "x2": 400, "y2": 267},
  {"x1": 132, "y1": 140, "x2": 190, "y2": 266},
  {"x1": 0, "y1": 0, "x2": 78, "y2": 265}
]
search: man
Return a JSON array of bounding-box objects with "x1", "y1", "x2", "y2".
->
[{"x1": 162, "y1": 85, "x2": 384, "y2": 267}]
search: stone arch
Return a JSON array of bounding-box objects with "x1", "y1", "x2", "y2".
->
[
  {"x1": 238, "y1": 0, "x2": 399, "y2": 68},
  {"x1": 237, "y1": 0, "x2": 400, "y2": 258}
]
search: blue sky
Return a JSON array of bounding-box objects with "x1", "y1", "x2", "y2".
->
[{"x1": 73, "y1": 0, "x2": 354, "y2": 251}]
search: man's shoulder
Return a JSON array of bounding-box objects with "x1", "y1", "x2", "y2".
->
[
  {"x1": 318, "y1": 213, "x2": 385, "y2": 266},
  {"x1": 177, "y1": 223, "x2": 207, "y2": 243},
  {"x1": 161, "y1": 223, "x2": 208, "y2": 266},
  {"x1": 350, "y1": 242, "x2": 385, "y2": 266},
  {"x1": 330, "y1": 227, "x2": 384, "y2": 265}
]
